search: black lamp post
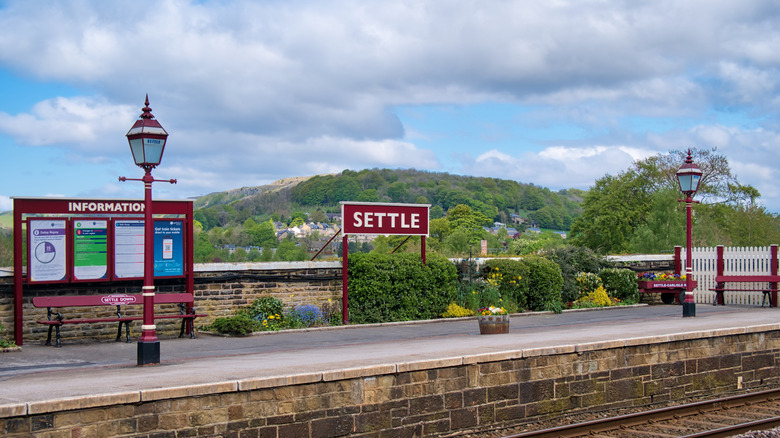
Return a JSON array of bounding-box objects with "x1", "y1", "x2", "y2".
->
[
  {"x1": 676, "y1": 149, "x2": 702, "y2": 318},
  {"x1": 119, "y1": 95, "x2": 176, "y2": 365}
]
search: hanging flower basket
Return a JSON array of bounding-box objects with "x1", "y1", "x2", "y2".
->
[{"x1": 477, "y1": 314, "x2": 510, "y2": 335}]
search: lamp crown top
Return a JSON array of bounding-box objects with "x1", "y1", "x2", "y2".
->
[
  {"x1": 679, "y1": 148, "x2": 701, "y2": 172},
  {"x1": 140, "y1": 94, "x2": 155, "y2": 120}
]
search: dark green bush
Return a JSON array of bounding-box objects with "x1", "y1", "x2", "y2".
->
[
  {"x1": 481, "y1": 259, "x2": 530, "y2": 309},
  {"x1": 522, "y1": 255, "x2": 564, "y2": 313},
  {"x1": 348, "y1": 253, "x2": 457, "y2": 324},
  {"x1": 544, "y1": 245, "x2": 611, "y2": 303},
  {"x1": 0, "y1": 322, "x2": 15, "y2": 348},
  {"x1": 598, "y1": 267, "x2": 639, "y2": 303},
  {"x1": 210, "y1": 314, "x2": 259, "y2": 336},
  {"x1": 241, "y1": 296, "x2": 284, "y2": 320}
]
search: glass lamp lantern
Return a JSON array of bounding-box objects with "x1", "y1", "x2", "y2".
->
[
  {"x1": 126, "y1": 95, "x2": 168, "y2": 169},
  {"x1": 676, "y1": 150, "x2": 702, "y2": 196}
]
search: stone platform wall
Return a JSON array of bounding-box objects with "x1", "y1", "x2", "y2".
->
[{"x1": 2, "y1": 327, "x2": 778, "y2": 437}]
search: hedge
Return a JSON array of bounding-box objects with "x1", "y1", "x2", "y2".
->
[{"x1": 347, "y1": 253, "x2": 457, "y2": 324}]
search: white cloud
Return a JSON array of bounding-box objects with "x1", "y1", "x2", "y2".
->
[
  {"x1": 0, "y1": 97, "x2": 135, "y2": 149},
  {"x1": 0, "y1": 0, "x2": 779, "y2": 212},
  {"x1": 0, "y1": 195, "x2": 11, "y2": 212},
  {"x1": 467, "y1": 145, "x2": 641, "y2": 190}
]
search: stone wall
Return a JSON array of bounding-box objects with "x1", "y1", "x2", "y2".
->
[
  {"x1": 0, "y1": 261, "x2": 342, "y2": 345},
  {"x1": 2, "y1": 328, "x2": 778, "y2": 437}
]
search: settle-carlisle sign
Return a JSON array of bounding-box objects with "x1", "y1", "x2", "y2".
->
[{"x1": 340, "y1": 202, "x2": 430, "y2": 236}]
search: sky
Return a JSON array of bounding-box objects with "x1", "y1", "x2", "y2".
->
[{"x1": 1, "y1": 0, "x2": 779, "y2": 213}]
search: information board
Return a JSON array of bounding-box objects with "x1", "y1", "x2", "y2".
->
[
  {"x1": 114, "y1": 219, "x2": 145, "y2": 279},
  {"x1": 154, "y1": 220, "x2": 184, "y2": 277},
  {"x1": 29, "y1": 219, "x2": 67, "y2": 282},
  {"x1": 114, "y1": 219, "x2": 185, "y2": 279},
  {"x1": 73, "y1": 219, "x2": 108, "y2": 281}
]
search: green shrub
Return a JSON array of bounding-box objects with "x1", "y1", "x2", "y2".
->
[
  {"x1": 544, "y1": 246, "x2": 610, "y2": 303},
  {"x1": 348, "y1": 253, "x2": 457, "y2": 324},
  {"x1": 0, "y1": 322, "x2": 15, "y2": 349},
  {"x1": 574, "y1": 285, "x2": 614, "y2": 308},
  {"x1": 575, "y1": 272, "x2": 603, "y2": 299},
  {"x1": 599, "y1": 267, "x2": 639, "y2": 303},
  {"x1": 521, "y1": 255, "x2": 564, "y2": 313},
  {"x1": 241, "y1": 296, "x2": 284, "y2": 320},
  {"x1": 209, "y1": 314, "x2": 259, "y2": 336},
  {"x1": 481, "y1": 259, "x2": 529, "y2": 308}
]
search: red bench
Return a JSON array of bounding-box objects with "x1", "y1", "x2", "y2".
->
[
  {"x1": 710, "y1": 275, "x2": 780, "y2": 308},
  {"x1": 32, "y1": 293, "x2": 206, "y2": 347}
]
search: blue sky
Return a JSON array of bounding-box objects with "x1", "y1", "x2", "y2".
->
[{"x1": 1, "y1": 0, "x2": 780, "y2": 213}]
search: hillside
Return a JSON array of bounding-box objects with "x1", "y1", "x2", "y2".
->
[
  {"x1": 194, "y1": 175, "x2": 320, "y2": 209},
  {"x1": 194, "y1": 168, "x2": 584, "y2": 231},
  {"x1": 0, "y1": 211, "x2": 11, "y2": 230}
]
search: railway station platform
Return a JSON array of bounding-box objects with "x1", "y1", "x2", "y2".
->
[{"x1": 1, "y1": 304, "x2": 779, "y2": 437}]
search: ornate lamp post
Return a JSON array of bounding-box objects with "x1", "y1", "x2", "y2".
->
[
  {"x1": 676, "y1": 149, "x2": 702, "y2": 318},
  {"x1": 119, "y1": 95, "x2": 176, "y2": 365}
]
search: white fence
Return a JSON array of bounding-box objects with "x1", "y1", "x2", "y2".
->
[{"x1": 684, "y1": 246, "x2": 778, "y2": 306}]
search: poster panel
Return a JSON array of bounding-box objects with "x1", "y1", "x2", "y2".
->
[
  {"x1": 154, "y1": 220, "x2": 184, "y2": 277},
  {"x1": 29, "y1": 219, "x2": 67, "y2": 282},
  {"x1": 73, "y1": 219, "x2": 108, "y2": 280},
  {"x1": 114, "y1": 219, "x2": 144, "y2": 279}
]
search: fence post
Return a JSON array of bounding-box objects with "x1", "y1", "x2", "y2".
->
[
  {"x1": 674, "y1": 246, "x2": 682, "y2": 275},
  {"x1": 771, "y1": 245, "x2": 778, "y2": 307},
  {"x1": 716, "y1": 245, "x2": 725, "y2": 305}
]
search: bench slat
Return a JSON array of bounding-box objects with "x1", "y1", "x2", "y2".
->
[
  {"x1": 36, "y1": 313, "x2": 206, "y2": 325},
  {"x1": 33, "y1": 293, "x2": 194, "y2": 308}
]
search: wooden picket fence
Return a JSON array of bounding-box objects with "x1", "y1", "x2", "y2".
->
[{"x1": 683, "y1": 245, "x2": 779, "y2": 306}]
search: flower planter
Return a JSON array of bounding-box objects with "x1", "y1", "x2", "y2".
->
[
  {"x1": 477, "y1": 314, "x2": 509, "y2": 335},
  {"x1": 637, "y1": 280, "x2": 697, "y2": 304}
]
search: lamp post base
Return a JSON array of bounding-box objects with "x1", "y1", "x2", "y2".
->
[
  {"x1": 137, "y1": 341, "x2": 161, "y2": 366},
  {"x1": 682, "y1": 301, "x2": 696, "y2": 317}
]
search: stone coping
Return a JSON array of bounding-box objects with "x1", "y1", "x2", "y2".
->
[{"x1": 3, "y1": 321, "x2": 778, "y2": 418}]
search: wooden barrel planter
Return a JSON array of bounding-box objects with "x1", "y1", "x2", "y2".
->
[{"x1": 477, "y1": 314, "x2": 509, "y2": 334}]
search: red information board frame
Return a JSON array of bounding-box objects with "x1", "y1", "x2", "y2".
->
[{"x1": 11, "y1": 197, "x2": 194, "y2": 346}]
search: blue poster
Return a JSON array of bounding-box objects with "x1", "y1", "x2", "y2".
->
[{"x1": 153, "y1": 220, "x2": 184, "y2": 277}]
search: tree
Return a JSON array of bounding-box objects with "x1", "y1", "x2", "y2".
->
[
  {"x1": 570, "y1": 148, "x2": 778, "y2": 253},
  {"x1": 628, "y1": 188, "x2": 685, "y2": 253},
  {"x1": 570, "y1": 172, "x2": 651, "y2": 254},
  {"x1": 356, "y1": 189, "x2": 380, "y2": 202},
  {"x1": 194, "y1": 232, "x2": 215, "y2": 262},
  {"x1": 275, "y1": 238, "x2": 308, "y2": 261}
]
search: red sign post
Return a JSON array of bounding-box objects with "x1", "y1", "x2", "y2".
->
[{"x1": 339, "y1": 202, "x2": 430, "y2": 324}]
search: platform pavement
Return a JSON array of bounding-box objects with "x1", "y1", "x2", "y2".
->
[{"x1": 1, "y1": 304, "x2": 778, "y2": 417}]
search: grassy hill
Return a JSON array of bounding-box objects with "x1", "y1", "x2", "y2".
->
[{"x1": 194, "y1": 168, "x2": 582, "y2": 231}]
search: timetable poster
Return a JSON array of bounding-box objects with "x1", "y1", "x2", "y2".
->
[
  {"x1": 153, "y1": 220, "x2": 184, "y2": 277},
  {"x1": 73, "y1": 219, "x2": 108, "y2": 280},
  {"x1": 114, "y1": 219, "x2": 144, "y2": 279},
  {"x1": 29, "y1": 219, "x2": 67, "y2": 282}
]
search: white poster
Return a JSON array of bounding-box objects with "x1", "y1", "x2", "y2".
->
[
  {"x1": 29, "y1": 219, "x2": 67, "y2": 282},
  {"x1": 114, "y1": 219, "x2": 145, "y2": 278}
]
